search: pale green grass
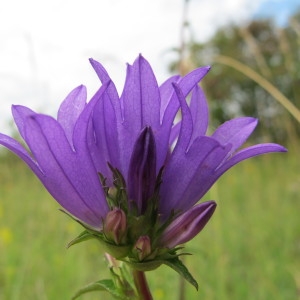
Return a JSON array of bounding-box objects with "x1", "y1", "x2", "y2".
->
[{"x1": 0, "y1": 149, "x2": 299, "y2": 299}]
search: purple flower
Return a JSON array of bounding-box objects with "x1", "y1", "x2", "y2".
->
[{"x1": 0, "y1": 55, "x2": 286, "y2": 253}]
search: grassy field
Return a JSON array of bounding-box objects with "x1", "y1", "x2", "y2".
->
[{"x1": 0, "y1": 146, "x2": 299, "y2": 300}]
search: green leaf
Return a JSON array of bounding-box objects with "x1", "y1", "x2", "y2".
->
[
  {"x1": 72, "y1": 279, "x2": 130, "y2": 300},
  {"x1": 163, "y1": 257, "x2": 199, "y2": 290}
]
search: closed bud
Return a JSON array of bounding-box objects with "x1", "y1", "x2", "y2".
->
[
  {"x1": 160, "y1": 201, "x2": 216, "y2": 248},
  {"x1": 128, "y1": 126, "x2": 157, "y2": 214},
  {"x1": 133, "y1": 235, "x2": 151, "y2": 261},
  {"x1": 103, "y1": 208, "x2": 127, "y2": 245}
]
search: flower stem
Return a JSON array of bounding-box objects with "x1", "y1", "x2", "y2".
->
[{"x1": 132, "y1": 270, "x2": 153, "y2": 300}]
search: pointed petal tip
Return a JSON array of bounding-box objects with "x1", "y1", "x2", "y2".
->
[
  {"x1": 137, "y1": 53, "x2": 146, "y2": 61},
  {"x1": 11, "y1": 104, "x2": 29, "y2": 113},
  {"x1": 207, "y1": 200, "x2": 217, "y2": 209},
  {"x1": 89, "y1": 57, "x2": 98, "y2": 67},
  {"x1": 11, "y1": 104, "x2": 19, "y2": 115},
  {"x1": 89, "y1": 57, "x2": 98, "y2": 64},
  {"x1": 89, "y1": 58, "x2": 98, "y2": 73},
  {"x1": 199, "y1": 65, "x2": 211, "y2": 75},
  {"x1": 133, "y1": 54, "x2": 150, "y2": 68},
  {"x1": 89, "y1": 59, "x2": 112, "y2": 84},
  {"x1": 245, "y1": 117, "x2": 259, "y2": 129},
  {"x1": 261, "y1": 143, "x2": 288, "y2": 153},
  {"x1": 197, "y1": 200, "x2": 217, "y2": 214},
  {"x1": 65, "y1": 85, "x2": 87, "y2": 101},
  {"x1": 277, "y1": 145, "x2": 288, "y2": 152},
  {"x1": 246, "y1": 116, "x2": 258, "y2": 124}
]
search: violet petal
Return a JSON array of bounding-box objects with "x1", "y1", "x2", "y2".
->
[
  {"x1": 190, "y1": 85, "x2": 209, "y2": 139},
  {"x1": 212, "y1": 117, "x2": 258, "y2": 153},
  {"x1": 12, "y1": 105, "x2": 36, "y2": 141},
  {"x1": 214, "y1": 143, "x2": 287, "y2": 180},
  {"x1": 57, "y1": 85, "x2": 87, "y2": 148},
  {"x1": 24, "y1": 113, "x2": 108, "y2": 228},
  {"x1": 116, "y1": 56, "x2": 161, "y2": 178},
  {"x1": 160, "y1": 136, "x2": 230, "y2": 218},
  {"x1": 87, "y1": 86, "x2": 121, "y2": 182}
]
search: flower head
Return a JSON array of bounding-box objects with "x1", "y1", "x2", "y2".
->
[{"x1": 0, "y1": 55, "x2": 286, "y2": 265}]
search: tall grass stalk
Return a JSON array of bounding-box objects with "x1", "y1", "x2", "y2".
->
[{"x1": 213, "y1": 55, "x2": 300, "y2": 124}]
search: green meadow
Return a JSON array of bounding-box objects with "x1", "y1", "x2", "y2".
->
[{"x1": 0, "y1": 146, "x2": 299, "y2": 300}]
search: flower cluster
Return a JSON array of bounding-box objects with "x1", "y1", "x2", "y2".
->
[{"x1": 0, "y1": 55, "x2": 286, "y2": 276}]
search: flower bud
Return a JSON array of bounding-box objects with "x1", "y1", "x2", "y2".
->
[
  {"x1": 160, "y1": 201, "x2": 216, "y2": 248},
  {"x1": 133, "y1": 236, "x2": 152, "y2": 261},
  {"x1": 103, "y1": 208, "x2": 127, "y2": 245},
  {"x1": 128, "y1": 126, "x2": 157, "y2": 214}
]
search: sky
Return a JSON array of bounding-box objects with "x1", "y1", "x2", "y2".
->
[
  {"x1": 254, "y1": 0, "x2": 300, "y2": 25},
  {"x1": 0, "y1": 0, "x2": 298, "y2": 134}
]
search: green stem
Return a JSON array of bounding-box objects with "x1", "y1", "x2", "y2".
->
[{"x1": 132, "y1": 270, "x2": 153, "y2": 300}]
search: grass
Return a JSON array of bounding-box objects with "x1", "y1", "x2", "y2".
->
[{"x1": 0, "y1": 147, "x2": 299, "y2": 299}]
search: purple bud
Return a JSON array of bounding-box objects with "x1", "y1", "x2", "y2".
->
[
  {"x1": 128, "y1": 126, "x2": 156, "y2": 214},
  {"x1": 160, "y1": 201, "x2": 216, "y2": 248},
  {"x1": 103, "y1": 208, "x2": 127, "y2": 245},
  {"x1": 133, "y1": 235, "x2": 152, "y2": 261}
]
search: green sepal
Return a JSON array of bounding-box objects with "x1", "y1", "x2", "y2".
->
[
  {"x1": 163, "y1": 256, "x2": 198, "y2": 290},
  {"x1": 59, "y1": 208, "x2": 98, "y2": 231},
  {"x1": 106, "y1": 164, "x2": 129, "y2": 213},
  {"x1": 71, "y1": 279, "x2": 131, "y2": 300},
  {"x1": 119, "y1": 263, "x2": 135, "y2": 291},
  {"x1": 61, "y1": 209, "x2": 130, "y2": 258},
  {"x1": 68, "y1": 231, "x2": 130, "y2": 259},
  {"x1": 97, "y1": 238, "x2": 131, "y2": 259},
  {"x1": 123, "y1": 246, "x2": 188, "y2": 272},
  {"x1": 124, "y1": 259, "x2": 163, "y2": 272},
  {"x1": 67, "y1": 230, "x2": 97, "y2": 248}
]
